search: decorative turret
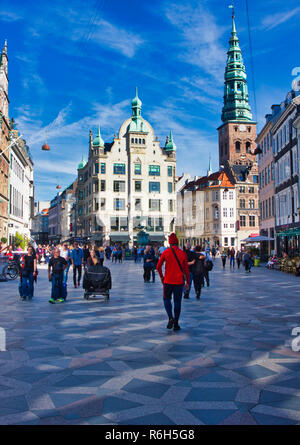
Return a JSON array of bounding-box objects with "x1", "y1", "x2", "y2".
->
[
  {"x1": 165, "y1": 130, "x2": 176, "y2": 152},
  {"x1": 221, "y1": 10, "x2": 252, "y2": 123},
  {"x1": 0, "y1": 39, "x2": 9, "y2": 119},
  {"x1": 128, "y1": 87, "x2": 146, "y2": 132},
  {"x1": 92, "y1": 125, "x2": 104, "y2": 147},
  {"x1": 77, "y1": 156, "x2": 87, "y2": 170}
]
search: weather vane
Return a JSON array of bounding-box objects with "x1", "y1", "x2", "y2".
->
[{"x1": 229, "y1": 1, "x2": 235, "y2": 19}]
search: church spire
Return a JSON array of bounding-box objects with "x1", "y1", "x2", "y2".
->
[
  {"x1": 207, "y1": 156, "x2": 212, "y2": 176},
  {"x1": 221, "y1": 9, "x2": 252, "y2": 123}
]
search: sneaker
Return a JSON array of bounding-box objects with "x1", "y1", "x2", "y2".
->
[
  {"x1": 196, "y1": 292, "x2": 201, "y2": 300},
  {"x1": 167, "y1": 318, "x2": 174, "y2": 329},
  {"x1": 57, "y1": 298, "x2": 64, "y2": 303},
  {"x1": 74, "y1": 284, "x2": 77, "y2": 288},
  {"x1": 173, "y1": 322, "x2": 181, "y2": 331},
  {"x1": 49, "y1": 298, "x2": 56, "y2": 304}
]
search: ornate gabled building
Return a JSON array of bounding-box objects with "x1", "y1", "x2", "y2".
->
[
  {"x1": 218, "y1": 12, "x2": 260, "y2": 248},
  {"x1": 76, "y1": 89, "x2": 177, "y2": 246},
  {"x1": 0, "y1": 41, "x2": 10, "y2": 245},
  {"x1": 176, "y1": 167, "x2": 236, "y2": 250}
]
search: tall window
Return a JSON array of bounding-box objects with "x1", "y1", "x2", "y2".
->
[
  {"x1": 149, "y1": 199, "x2": 161, "y2": 211},
  {"x1": 149, "y1": 165, "x2": 160, "y2": 176},
  {"x1": 249, "y1": 199, "x2": 255, "y2": 209},
  {"x1": 113, "y1": 163, "x2": 125, "y2": 174},
  {"x1": 168, "y1": 200, "x2": 173, "y2": 212},
  {"x1": 240, "y1": 199, "x2": 245, "y2": 208},
  {"x1": 240, "y1": 215, "x2": 246, "y2": 227},
  {"x1": 246, "y1": 142, "x2": 251, "y2": 153},
  {"x1": 168, "y1": 166, "x2": 173, "y2": 177},
  {"x1": 229, "y1": 191, "x2": 234, "y2": 199},
  {"x1": 101, "y1": 163, "x2": 106, "y2": 174},
  {"x1": 249, "y1": 215, "x2": 255, "y2": 227},
  {"x1": 223, "y1": 208, "x2": 228, "y2": 217},
  {"x1": 135, "y1": 181, "x2": 142, "y2": 192},
  {"x1": 114, "y1": 198, "x2": 125, "y2": 211},
  {"x1": 149, "y1": 182, "x2": 160, "y2": 193},
  {"x1": 113, "y1": 181, "x2": 125, "y2": 192},
  {"x1": 135, "y1": 198, "x2": 142, "y2": 210},
  {"x1": 94, "y1": 162, "x2": 99, "y2": 174},
  {"x1": 101, "y1": 180, "x2": 106, "y2": 191},
  {"x1": 168, "y1": 182, "x2": 172, "y2": 193},
  {"x1": 134, "y1": 163, "x2": 141, "y2": 175},
  {"x1": 235, "y1": 141, "x2": 241, "y2": 152}
]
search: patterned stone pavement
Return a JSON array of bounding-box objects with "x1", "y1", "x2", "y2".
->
[{"x1": 0, "y1": 258, "x2": 299, "y2": 425}]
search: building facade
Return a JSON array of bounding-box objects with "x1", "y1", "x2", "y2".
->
[
  {"x1": 257, "y1": 106, "x2": 281, "y2": 257},
  {"x1": 273, "y1": 91, "x2": 300, "y2": 256},
  {"x1": 176, "y1": 169, "x2": 236, "y2": 250},
  {"x1": 8, "y1": 129, "x2": 34, "y2": 245},
  {"x1": 0, "y1": 41, "x2": 10, "y2": 245},
  {"x1": 218, "y1": 13, "x2": 260, "y2": 249},
  {"x1": 32, "y1": 208, "x2": 49, "y2": 245},
  {"x1": 76, "y1": 90, "x2": 176, "y2": 246}
]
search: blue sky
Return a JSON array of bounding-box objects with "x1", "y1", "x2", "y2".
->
[{"x1": 1, "y1": 0, "x2": 299, "y2": 201}]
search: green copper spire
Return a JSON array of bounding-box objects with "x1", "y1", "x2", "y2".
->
[
  {"x1": 93, "y1": 125, "x2": 104, "y2": 147},
  {"x1": 221, "y1": 12, "x2": 253, "y2": 123},
  {"x1": 165, "y1": 130, "x2": 176, "y2": 151},
  {"x1": 207, "y1": 156, "x2": 212, "y2": 176},
  {"x1": 129, "y1": 87, "x2": 146, "y2": 132}
]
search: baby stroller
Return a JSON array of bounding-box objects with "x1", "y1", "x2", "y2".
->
[{"x1": 83, "y1": 263, "x2": 112, "y2": 301}]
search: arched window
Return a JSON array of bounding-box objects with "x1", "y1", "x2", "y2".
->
[
  {"x1": 139, "y1": 138, "x2": 141, "y2": 144},
  {"x1": 235, "y1": 141, "x2": 241, "y2": 152},
  {"x1": 131, "y1": 138, "x2": 134, "y2": 143},
  {"x1": 142, "y1": 139, "x2": 145, "y2": 144},
  {"x1": 135, "y1": 138, "x2": 138, "y2": 144},
  {"x1": 246, "y1": 142, "x2": 251, "y2": 153}
]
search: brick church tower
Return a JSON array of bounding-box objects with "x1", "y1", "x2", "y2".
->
[{"x1": 217, "y1": 11, "x2": 260, "y2": 247}]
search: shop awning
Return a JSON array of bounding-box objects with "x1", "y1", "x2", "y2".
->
[
  {"x1": 149, "y1": 234, "x2": 166, "y2": 242},
  {"x1": 276, "y1": 228, "x2": 300, "y2": 237},
  {"x1": 110, "y1": 234, "x2": 130, "y2": 242}
]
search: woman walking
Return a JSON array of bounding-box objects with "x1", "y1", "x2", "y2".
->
[
  {"x1": 221, "y1": 251, "x2": 227, "y2": 269},
  {"x1": 236, "y1": 250, "x2": 243, "y2": 269},
  {"x1": 193, "y1": 246, "x2": 206, "y2": 299}
]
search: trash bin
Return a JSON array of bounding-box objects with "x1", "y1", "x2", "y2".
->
[{"x1": 254, "y1": 258, "x2": 260, "y2": 267}]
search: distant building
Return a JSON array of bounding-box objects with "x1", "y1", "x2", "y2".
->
[
  {"x1": 8, "y1": 129, "x2": 34, "y2": 245},
  {"x1": 256, "y1": 105, "x2": 281, "y2": 257},
  {"x1": 34, "y1": 201, "x2": 50, "y2": 216},
  {"x1": 76, "y1": 89, "x2": 176, "y2": 246},
  {"x1": 0, "y1": 41, "x2": 10, "y2": 245},
  {"x1": 32, "y1": 208, "x2": 49, "y2": 245},
  {"x1": 176, "y1": 167, "x2": 236, "y2": 250},
  {"x1": 272, "y1": 91, "x2": 300, "y2": 256}
]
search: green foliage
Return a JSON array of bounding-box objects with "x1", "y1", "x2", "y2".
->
[
  {"x1": 14, "y1": 232, "x2": 28, "y2": 250},
  {"x1": 1, "y1": 237, "x2": 7, "y2": 244}
]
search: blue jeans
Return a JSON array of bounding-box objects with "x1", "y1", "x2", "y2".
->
[
  {"x1": 21, "y1": 272, "x2": 34, "y2": 299},
  {"x1": 163, "y1": 284, "x2": 183, "y2": 321},
  {"x1": 51, "y1": 273, "x2": 64, "y2": 300},
  {"x1": 62, "y1": 263, "x2": 70, "y2": 300},
  {"x1": 230, "y1": 256, "x2": 235, "y2": 267}
]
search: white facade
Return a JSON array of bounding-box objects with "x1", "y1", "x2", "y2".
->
[
  {"x1": 76, "y1": 92, "x2": 176, "y2": 246},
  {"x1": 176, "y1": 171, "x2": 237, "y2": 250},
  {"x1": 8, "y1": 131, "x2": 34, "y2": 244}
]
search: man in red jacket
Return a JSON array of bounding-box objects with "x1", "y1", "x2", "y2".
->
[{"x1": 157, "y1": 233, "x2": 189, "y2": 331}]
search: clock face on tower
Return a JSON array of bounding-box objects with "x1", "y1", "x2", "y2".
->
[{"x1": 239, "y1": 125, "x2": 246, "y2": 132}]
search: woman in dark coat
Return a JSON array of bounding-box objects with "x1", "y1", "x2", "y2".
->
[{"x1": 193, "y1": 246, "x2": 206, "y2": 299}]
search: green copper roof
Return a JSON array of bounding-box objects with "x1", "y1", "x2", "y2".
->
[
  {"x1": 93, "y1": 125, "x2": 104, "y2": 147},
  {"x1": 78, "y1": 156, "x2": 87, "y2": 170},
  {"x1": 221, "y1": 15, "x2": 253, "y2": 123},
  {"x1": 131, "y1": 87, "x2": 142, "y2": 108},
  {"x1": 165, "y1": 130, "x2": 176, "y2": 151}
]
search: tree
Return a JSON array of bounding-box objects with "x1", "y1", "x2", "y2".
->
[
  {"x1": 1, "y1": 237, "x2": 7, "y2": 245},
  {"x1": 14, "y1": 232, "x2": 27, "y2": 250}
]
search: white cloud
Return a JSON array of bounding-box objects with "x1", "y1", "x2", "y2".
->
[
  {"x1": 262, "y1": 6, "x2": 300, "y2": 30},
  {"x1": 0, "y1": 10, "x2": 22, "y2": 22},
  {"x1": 91, "y1": 19, "x2": 144, "y2": 58},
  {"x1": 164, "y1": 1, "x2": 227, "y2": 82}
]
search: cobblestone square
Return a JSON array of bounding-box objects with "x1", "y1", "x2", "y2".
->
[{"x1": 0, "y1": 260, "x2": 299, "y2": 425}]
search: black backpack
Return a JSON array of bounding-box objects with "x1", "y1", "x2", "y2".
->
[{"x1": 204, "y1": 255, "x2": 214, "y2": 271}]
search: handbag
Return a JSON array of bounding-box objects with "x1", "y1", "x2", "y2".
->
[{"x1": 170, "y1": 246, "x2": 187, "y2": 283}]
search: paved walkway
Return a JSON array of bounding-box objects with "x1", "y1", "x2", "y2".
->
[{"x1": 0, "y1": 259, "x2": 299, "y2": 425}]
